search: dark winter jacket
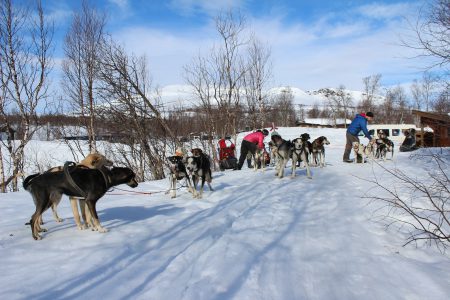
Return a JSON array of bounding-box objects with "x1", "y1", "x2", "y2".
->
[{"x1": 347, "y1": 114, "x2": 372, "y2": 139}]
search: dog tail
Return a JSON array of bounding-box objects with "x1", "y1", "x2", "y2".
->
[{"x1": 23, "y1": 173, "x2": 40, "y2": 191}]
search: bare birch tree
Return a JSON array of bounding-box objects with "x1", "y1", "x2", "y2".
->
[
  {"x1": 410, "y1": 79, "x2": 423, "y2": 110},
  {"x1": 184, "y1": 11, "x2": 248, "y2": 164},
  {"x1": 366, "y1": 150, "x2": 450, "y2": 251},
  {"x1": 213, "y1": 11, "x2": 248, "y2": 136},
  {"x1": 360, "y1": 74, "x2": 381, "y2": 113},
  {"x1": 332, "y1": 85, "x2": 353, "y2": 128},
  {"x1": 402, "y1": 0, "x2": 449, "y2": 72},
  {"x1": 421, "y1": 71, "x2": 439, "y2": 111},
  {"x1": 381, "y1": 88, "x2": 396, "y2": 123},
  {"x1": 0, "y1": 0, "x2": 52, "y2": 191},
  {"x1": 432, "y1": 88, "x2": 450, "y2": 112},
  {"x1": 62, "y1": 0, "x2": 106, "y2": 154},
  {"x1": 271, "y1": 87, "x2": 295, "y2": 127},
  {"x1": 243, "y1": 37, "x2": 272, "y2": 129},
  {"x1": 97, "y1": 38, "x2": 174, "y2": 180}
]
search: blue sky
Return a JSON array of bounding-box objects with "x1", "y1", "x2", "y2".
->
[{"x1": 43, "y1": 0, "x2": 431, "y2": 91}]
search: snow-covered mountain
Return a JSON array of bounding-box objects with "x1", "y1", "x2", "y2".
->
[{"x1": 156, "y1": 85, "x2": 376, "y2": 109}]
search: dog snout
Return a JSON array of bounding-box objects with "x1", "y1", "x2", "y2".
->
[{"x1": 128, "y1": 178, "x2": 138, "y2": 188}]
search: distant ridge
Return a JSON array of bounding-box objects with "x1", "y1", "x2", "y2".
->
[{"x1": 156, "y1": 84, "x2": 384, "y2": 109}]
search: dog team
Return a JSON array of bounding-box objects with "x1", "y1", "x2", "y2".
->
[{"x1": 24, "y1": 112, "x2": 395, "y2": 240}]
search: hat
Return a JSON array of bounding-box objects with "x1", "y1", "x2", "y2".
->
[
  {"x1": 262, "y1": 129, "x2": 269, "y2": 136},
  {"x1": 271, "y1": 131, "x2": 281, "y2": 137},
  {"x1": 366, "y1": 111, "x2": 374, "y2": 118}
]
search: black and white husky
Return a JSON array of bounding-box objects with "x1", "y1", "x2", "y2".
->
[
  {"x1": 185, "y1": 153, "x2": 213, "y2": 198},
  {"x1": 375, "y1": 130, "x2": 394, "y2": 160},
  {"x1": 275, "y1": 139, "x2": 293, "y2": 178},
  {"x1": 376, "y1": 138, "x2": 394, "y2": 160},
  {"x1": 291, "y1": 134, "x2": 312, "y2": 178},
  {"x1": 166, "y1": 156, "x2": 194, "y2": 198}
]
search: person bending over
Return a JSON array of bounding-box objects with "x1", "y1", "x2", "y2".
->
[
  {"x1": 343, "y1": 112, "x2": 374, "y2": 163},
  {"x1": 236, "y1": 129, "x2": 269, "y2": 170}
]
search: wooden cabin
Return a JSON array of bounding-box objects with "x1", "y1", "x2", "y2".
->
[{"x1": 412, "y1": 110, "x2": 450, "y2": 147}]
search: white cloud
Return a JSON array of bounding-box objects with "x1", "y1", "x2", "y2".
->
[
  {"x1": 356, "y1": 2, "x2": 418, "y2": 20},
  {"x1": 267, "y1": 19, "x2": 427, "y2": 91},
  {"x1": 169, "y1": 0, "x2": 245, "y2": 16},
  {"x1": 108, "y1": 0, "x2": 128, "y2": 9},
  {"x1": 46, "y1": 7, "x2": 72, "y2": 24},
  {"x1": 111, "y1": 26, "x2": 218, "y2": 85}
]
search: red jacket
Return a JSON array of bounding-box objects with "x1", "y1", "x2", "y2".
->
[
  {"x1": 218, "y1": 139, "x2": 235, "y2": 160},
  {"x1": 243, "y1": 132, "x2": 265, "y2": 149}
]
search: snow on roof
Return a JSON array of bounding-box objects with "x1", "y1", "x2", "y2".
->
[{"x1": 303, "y1": 118, "x2": 352, "y2": 125}]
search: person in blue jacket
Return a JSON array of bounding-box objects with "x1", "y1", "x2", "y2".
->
[{"x1": 343, "y1": 112, "x2": 374, "y2": 162}]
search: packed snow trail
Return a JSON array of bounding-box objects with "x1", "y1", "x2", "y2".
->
[{"x1": 0, "y1": 128, "x2": 449, "y2": 299}]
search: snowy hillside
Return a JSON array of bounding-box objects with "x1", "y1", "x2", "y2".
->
[
  {"x1": 158, "y1": 85, "x2": 371, "y2": 109},
  {"x1": 0, "y1": 127, "x2": 449, "y2": 300}
]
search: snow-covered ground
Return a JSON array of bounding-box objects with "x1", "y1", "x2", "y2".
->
[{"x1": 0, "y1": 127, "x2": 449, "y2": 300}]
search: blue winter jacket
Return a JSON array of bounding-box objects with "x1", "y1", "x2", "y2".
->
[{"x1": 347, "y1": 114, "x2": 372, "y2": 139}]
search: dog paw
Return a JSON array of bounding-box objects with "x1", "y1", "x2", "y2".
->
[
  {"x1": 171, "y1": 195, "x2": 176, "y2": 199},
  {"x1": 98, "y1": 227, "x2": 108, "y2": 233},
  {"x1": 33, "y1": 235, "x2": 42, "y2": 240},
  {"x1": 39, "y1": 228, "x2": 48, "y2": 232}
]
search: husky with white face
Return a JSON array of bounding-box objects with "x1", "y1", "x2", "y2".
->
[
  {"x1": 166, "y1": 155, "x2": 195, "y2": 199},
  {"x1": 291, "y1": 135, "x2": 312, "y2": 179},
  {"x1": 274, "y1": 139, "x2": 292, "y2": 179},
  {"x1": 185, "y1": 154, "x2": 213, "y2": 199}
]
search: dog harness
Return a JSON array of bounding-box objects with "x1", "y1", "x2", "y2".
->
[
  {"x1": 63, "y1": 162, "x2": 111, "y2": 197},
  {"x1": 63, "y1": 162, "x2": 87, "y2": 197}
]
